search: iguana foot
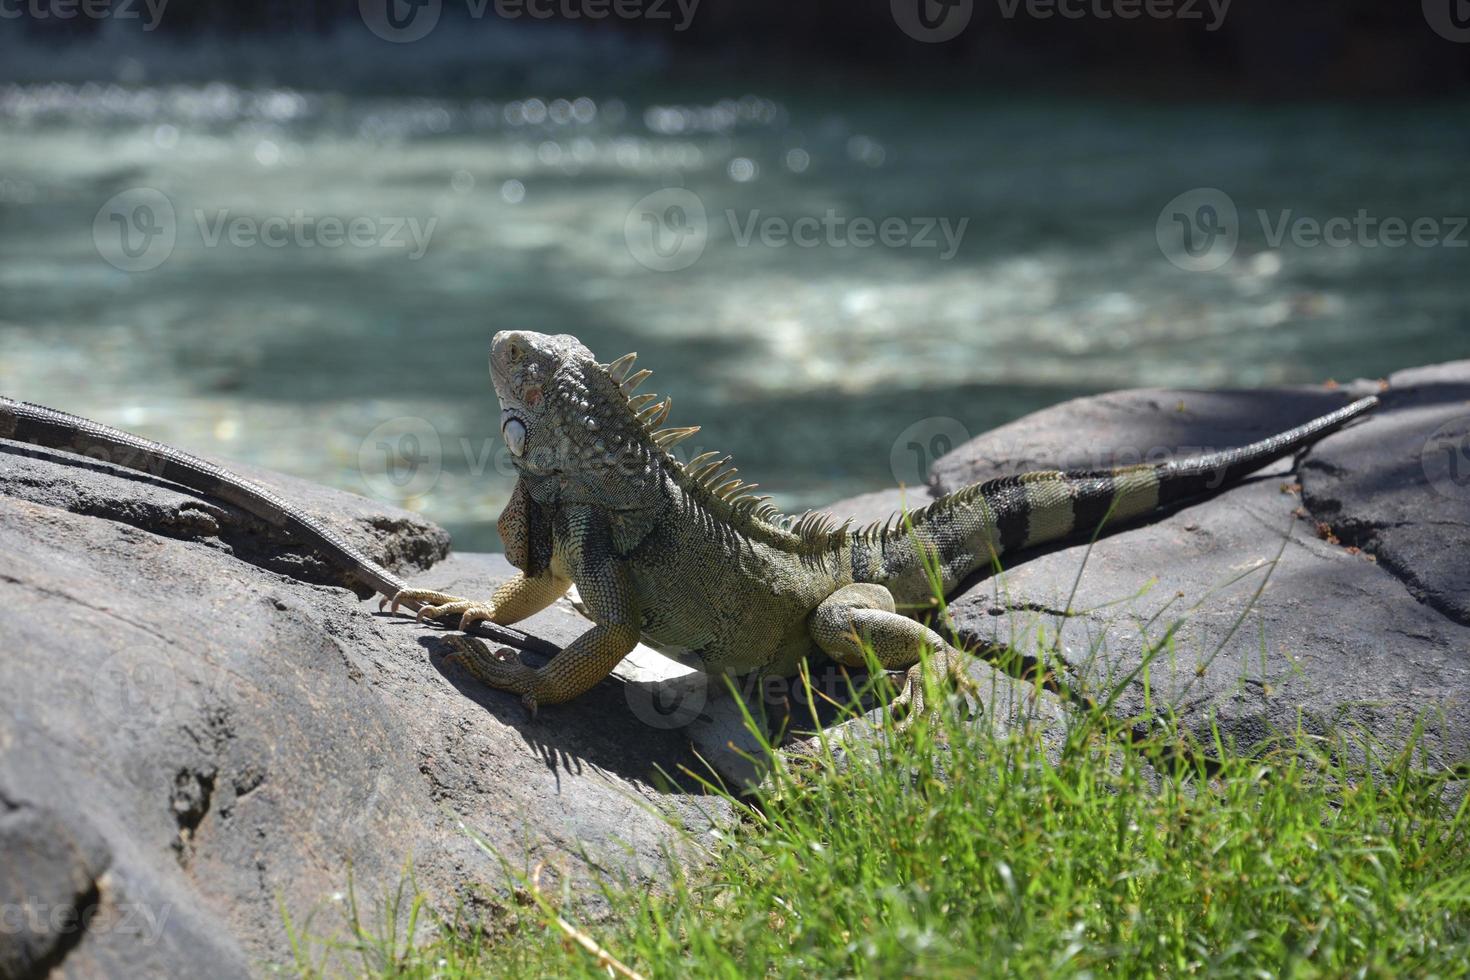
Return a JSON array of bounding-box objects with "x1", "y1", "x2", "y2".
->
[
  {"x1": 888, "y1": 646, "x2": 979, "y2": 734},
  {"x1": 380, "y1": 587, "x2": 458, "y2": 615},
  {"x1": 381, "y1": 588, "x2": 497, "y2": 630},
  {"x1": 443, "y1": 634, "x2": 540, "y2": 715}
]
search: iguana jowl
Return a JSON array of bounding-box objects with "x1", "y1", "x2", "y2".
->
[{"x1": 386, "y1": 331, "x2": 1378, "y2": 718}]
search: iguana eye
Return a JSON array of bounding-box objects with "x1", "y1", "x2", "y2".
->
[{"x1": 503, "y1": 418, "x2": 526, "y2": 456}]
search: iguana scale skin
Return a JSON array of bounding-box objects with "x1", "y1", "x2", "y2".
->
[{"x1": 390, "y1": 331, "x2": 1379, "y2": 718}]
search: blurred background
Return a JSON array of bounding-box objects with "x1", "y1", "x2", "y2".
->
[{"x1": 1, "y1": 1, "x2": 1467, "y2": 548}]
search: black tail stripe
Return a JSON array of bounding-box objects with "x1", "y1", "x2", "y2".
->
[
  {"x1": 1069, "y1": 473, "x2": 1120, "y2": 539},
  {"x1": 984, "y1": 477, "x2": 1032, "y2": 554}
]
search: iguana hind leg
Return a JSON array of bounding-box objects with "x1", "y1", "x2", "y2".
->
[
  {"x1": 809, "y1": 583, "x2": 975, "y2": 730},
  {"x1": 386, "y1": 571, "x2": 569, "y2": 631}
]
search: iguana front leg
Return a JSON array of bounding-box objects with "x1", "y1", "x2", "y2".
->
[
  {"x1": 386, "y1": 571, "x2": 568, "y2": 629},
  {"x1": 443, "y1": 506, "x2": 640, "y2": 712},
  {"x1": 384, "y1": 475, "x2": 564, "y2": 629}
]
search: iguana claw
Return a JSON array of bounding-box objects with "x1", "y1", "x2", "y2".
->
[
  {"x1": 443, "y1": 634, "x2": 540, "y2": 711},
  {"x1": 886, "y1": 648, "x2": 980, "y2": 734},
  {"x1": 380, "y1": 587, "x2": 461, "y2": 616},
  {"x1": 380, "y1": 588, "x2": 497, "y2": 628}
]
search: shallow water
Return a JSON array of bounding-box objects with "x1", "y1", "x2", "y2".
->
[{"x1": 1, "y1": 75, "x2": 1466, "y2": 549}]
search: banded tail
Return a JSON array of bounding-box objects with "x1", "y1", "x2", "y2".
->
[{"x1": 862, "y1": 395, "x2": 1379, "y2": 603}]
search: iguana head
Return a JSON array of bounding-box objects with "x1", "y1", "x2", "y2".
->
[
  {"x1": 489, "y1": 330, "x2": 687, "y2": 498},
  {"x1": 489, "y1": 330, "x2": 592, "y2": 469},
  {"x1": 491, "y1": 331, "x2": 786, "y2": 526}
]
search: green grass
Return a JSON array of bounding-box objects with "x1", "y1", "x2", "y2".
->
[{"x1": 284, "y1": 661, "x2": 1470, "y2": 978}]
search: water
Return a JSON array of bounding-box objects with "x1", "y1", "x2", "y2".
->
[{"x1": 2, "y1": 63, "x2": 1467, "y2": 549}]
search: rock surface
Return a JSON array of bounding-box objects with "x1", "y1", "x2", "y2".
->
[
  {"x1": 828, "y1": 365, "x2": 1470, "y2": 769},
  {"x1": 0, "y1": 445, "x2": 726, "y2": 977}
]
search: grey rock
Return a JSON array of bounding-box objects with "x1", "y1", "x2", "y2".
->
[
  {"x1": 0, "y1": 443, "x2": 727, "y2": 976},
  {"x1": 1300, "y1": 362, "x2": 1470, "y2": 627}
]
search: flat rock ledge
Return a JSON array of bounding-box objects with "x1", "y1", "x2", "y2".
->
[{"x1": 4, "y1": 363, "x2": 1467, "y2": 974}]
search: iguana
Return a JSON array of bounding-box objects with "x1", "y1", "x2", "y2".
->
[
  {"x1": 0, "y1": 331, "x2": 1377, "y2": 723},
  {"x1": 386, "y1": 331, "x2": 1376, "y2": 720}
]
